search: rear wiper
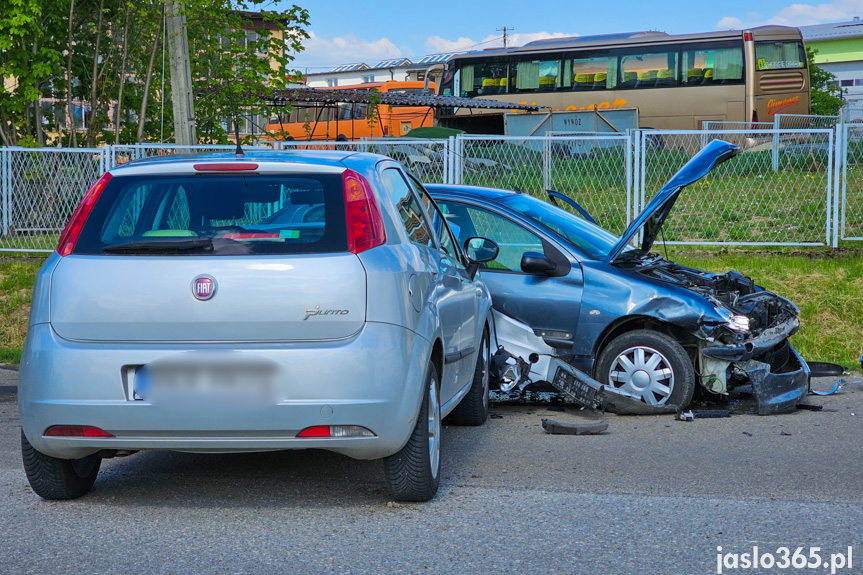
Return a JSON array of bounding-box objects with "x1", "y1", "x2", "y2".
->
[{"x1": 102, "y1": 237, "x2": 214, "y2": 253}]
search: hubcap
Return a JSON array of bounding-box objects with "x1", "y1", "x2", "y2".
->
[
  {"x1": 427, "y1": 376, "x2": 441, "y2": 478},
  {"x1": 607, "y1": 346, "x2": 675, "y2": 405}
]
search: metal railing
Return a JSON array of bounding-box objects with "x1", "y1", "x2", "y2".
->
[{"x1": 1, "y1": 121, "x2": 861, "y2": 252}]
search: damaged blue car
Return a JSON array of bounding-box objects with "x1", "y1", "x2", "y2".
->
[{"x1": 427, "y1": 140, "x2": 809, "y2": 414}]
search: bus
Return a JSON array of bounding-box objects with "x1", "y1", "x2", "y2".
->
[
  {"x1": 437, "y1": 26, "x2": 810, "y2": 131},
  {"x1": 265, "y1": 80, "x2": 436, "y2": 141}
]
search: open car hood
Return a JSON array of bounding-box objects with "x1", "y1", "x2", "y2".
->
[{"x1": 607, "y1": 140, "x2": 740, "y2": 264}]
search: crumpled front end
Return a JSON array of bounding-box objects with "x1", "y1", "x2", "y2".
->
[{"x1": 638, "y1": 263, "x2": 810, "y2": 414}]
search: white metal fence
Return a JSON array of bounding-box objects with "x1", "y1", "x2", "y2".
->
[{"x1": 1, "y1": 125, "x2": 861, "y2": 252}]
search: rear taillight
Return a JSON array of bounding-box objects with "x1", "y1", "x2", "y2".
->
[
  {"x1": 743, "y1": 31, "x2": 753, "y2": 42},
  {"x1": 44, "y1": 425, "x2": 114, "y2": 438},
  {"x1": 342, "y1": 169, "x2": 386, "y2": 254},
  {"x1": 57, "y1": 172, "x2": 112, "y2": 256},
  {"x1": 296, "y1": 425, "x2": 375, "y2": 438},
  {"x1": 751, "y1": 109, "x2": 759, "y2": 130}
]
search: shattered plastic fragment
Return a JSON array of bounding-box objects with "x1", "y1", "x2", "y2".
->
[
  {"x1": 678, "y1": 410, "x2": 695, "y2": 421},
  {"x1": 810, "y1": 380, "x2": 844, "y2": 396}
]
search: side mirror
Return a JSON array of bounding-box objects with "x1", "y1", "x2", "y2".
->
[
  {"x1": 463, "y1": 236, "x2": 499, "y2": 279},
  {"x1": 520, "y1": 251, "x2": 557, "y2": 275}
]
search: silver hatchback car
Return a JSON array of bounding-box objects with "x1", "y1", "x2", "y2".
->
[{"x1": 19, "y1": 150, "x2": 498, "y2": 502}]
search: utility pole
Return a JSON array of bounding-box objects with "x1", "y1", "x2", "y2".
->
[
  {"x1": 165, "y1": 0, "x2": 196, "y2": 145},
  {"x1": 496, "y1": 26, "x2": 514, "y2": 49}
]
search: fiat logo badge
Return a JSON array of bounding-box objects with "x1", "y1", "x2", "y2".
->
[{"x1": 191, "y1": 275, "x2": 216, "y2": 301}]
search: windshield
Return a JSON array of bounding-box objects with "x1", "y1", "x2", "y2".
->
[{"x1": 498, "y1": 194, "x2": 623, "y2": 260}]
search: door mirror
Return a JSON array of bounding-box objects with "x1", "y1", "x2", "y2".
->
[
  {"x1": 463, "y1": 236, "x2": 499, "y2": 264},
  {"x1": 463, "y1": 236, "x2": 499, "y2": 279},
  {"x1": 520, "y1": 251, "x2": 557, "y2": 275}
]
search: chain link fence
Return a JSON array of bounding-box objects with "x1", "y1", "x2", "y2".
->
[
  {"x1": 1, "y1": 148, "x2": 107, "y2": 252},
  {"x1": 455, "y1": 135, "x2": 632, "y2": 234},
  {"x1": 840, "y1": 123, "x2": 863, "y2": 240},
  {"x1": 637, "y1": 129, "x2": 834, "y2": 245},
  {"x1": 1, "y1": 122, "x2": 861, "y2": 252}
]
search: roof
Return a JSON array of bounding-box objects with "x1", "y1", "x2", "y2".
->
[
  {"x1": 265, "y1": 87, "x2": 542, "y2": 111},
  {"x1": 313, "y1": 53, "x2": 461, "y2": 76},
  {"x1": 800, "y1": 19, "x2": 863, "y2": 41},
  {"x1": 329, "y1": 63, "x2": 369, "y2": 73},
  {"x1": 113, "y1": 150, "x2": 359, "y2": 173}
]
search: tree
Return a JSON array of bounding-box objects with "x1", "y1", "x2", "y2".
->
[
  {"x1": 807, "y1": 46, "x2": 844, "y2": 117},
  {"x1": 0, "y1": 0, "x2": 309, "y2": 146}
]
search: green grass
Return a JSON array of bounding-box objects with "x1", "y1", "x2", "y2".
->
[
  {"x1": 670, "y1": 247, "x2": 863, "y2": 370},
  {"x1": 0, "y1": 251, "x2": 859, "y2": 371},
  {"x1": 0, "y1": 256, "x2": 45, "y2": 365}
]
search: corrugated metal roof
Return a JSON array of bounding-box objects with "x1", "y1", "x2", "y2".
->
[
  {"x1": 266, "y1": 88, "x2": 542, "y2": 111},
  {"x1": 415, "y1": 53, "x2": 458, "y2": 64},
  {"x1": 800, "y1": 20, "x2": 863, "y2": 41},
  {"x1": 329, "y1": 63, "x2": 369, "y2": 72},
  {"x1": 373, "y1": 58, "x2": 412, "y2": 68}
]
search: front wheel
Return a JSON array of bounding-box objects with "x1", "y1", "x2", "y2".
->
[
  {"x1": 596, "y1": 329, "x2": 695, "y2": 409},
  {"x1": 384, "y1": 363, "x2": 441, "y2": 502},
  {"x1": 21, "y1": 431, "x2": 101, "y2": 500}
]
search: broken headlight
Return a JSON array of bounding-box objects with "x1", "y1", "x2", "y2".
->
[{"x1": 714, "y1": 307, "x2": 750, "y2": 333}]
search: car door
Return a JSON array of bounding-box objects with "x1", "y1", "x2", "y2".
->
[
  {"x1": 378, "y1": 168, "x2": 467, "y2": 402},
  {"x1": 407, "y1": 177, "x2": 479, "y2": 398},
  {"x1": 436, "y1": 198, "x2": 585, "y2": 356}
]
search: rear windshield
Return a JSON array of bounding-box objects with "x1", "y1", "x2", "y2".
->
[
  {"x1": 74, "y1": 173, "x2": 347, "y2": 256},
  {"x1": 755, "y1": 41, "x2": 806, "y2": 71}
]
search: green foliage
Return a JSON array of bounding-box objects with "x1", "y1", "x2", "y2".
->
[
  {"x1": 366, "y1": 87, "x2": 382, "y2": 134},
  {"x1": 0, "y1": 0, "x2": 310, "y2": 146},
  {"x1": 807, "y1": 46, "x2": 844, "y2": 117}
]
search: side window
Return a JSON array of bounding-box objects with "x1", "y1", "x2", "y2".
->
[
  {"x1": 408, "y1": 177, "x2": 460, "y2": 261},
  {"x1": 380, "y1": 168, "x2": 433, "y2": 247},
  {"x1": 437, "y1": 201, "x2": 544, "y2": 273}
]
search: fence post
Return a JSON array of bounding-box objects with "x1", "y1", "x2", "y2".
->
[
  {"x1": 542, "y1": 137, "x2": 551, "y2": 192},
  {"x1": 454, "y1": 135, "x2": 463, "y2": 185},
  {"x1": 772, "y1": 116, "x2": 780, "y2": 172},
  {"x1": 625, "y1": 132, "x2": 633, "y2": 227},
  {"x1": 1, "y1": 148, "x2": 8, "y2": 237},
  {"x1": 832, "y1": 125, "x2": 843, "y2": 247}
]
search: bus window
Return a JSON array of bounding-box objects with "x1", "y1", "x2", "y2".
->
[
  {"x1": 755, "y1": 41, "x2": 806, "y2": 71},
  {"x1": 515, "y1": 59, "x2": 560, "y2": 92},
  {"x1": 460, "y1": 61, "x2": 509, "y2": 97},
  {"x1": 682, "y1": 45, "x2": 743, "y2": 84},
  {"x1": 620, "y1": 51, "x2": 678, "y2": 89},
  {"x1": 569, "y1": 56, "x2": 616, "y2": 91}
]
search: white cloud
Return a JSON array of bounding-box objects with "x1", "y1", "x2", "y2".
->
[
  {"x1": 425, "y1": 31, "x2": 575, "y2": 55},
  {"x1": 425, "y1": 35, "x2": 477, "y2": 53},
  {"x1": 293, "y1": 31, "x2": 402, "y2": 70},
  {"x1": 716, "y1": 0, "x2": 861, "y2": 29}
]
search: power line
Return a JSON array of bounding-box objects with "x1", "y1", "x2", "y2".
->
[{"x1": 496, "y1": 26, "x2": 514, "y2": 49}]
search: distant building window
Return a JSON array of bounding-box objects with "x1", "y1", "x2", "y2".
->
[
  {"x1": 416, "y1": 72, "x2": 425, "y2": 81},
  {"x1": 855, "y1": 79, "x2": 863, "y2": 87},
  {"x1": 841, "y1": 80, "x2": 854, "y2": 87},
  {"x1": 361, "y1": 75, "x2": 374, "y2": 83},
  {"x1": 326, "y1": 78, "x2": 338, "y2": 87}
]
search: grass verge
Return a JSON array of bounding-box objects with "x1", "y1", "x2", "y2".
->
[
  {"x1": 670, "y1": 248, "x2": 863, "y2": 370},
  {"x1": 0, "y1": 256, "x2": 45, "y2": 365},
  {"x1": 0, "y1": 251, "x2": 859, "y2": 370}
]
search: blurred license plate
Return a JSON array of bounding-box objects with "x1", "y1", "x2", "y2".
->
[{"x1": 134, "y1": 356, "x2": 280, "y2": 406}]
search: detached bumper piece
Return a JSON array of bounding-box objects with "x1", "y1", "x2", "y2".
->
[{"x1": 737, "y1": 346, "x2": 810, "y2": 415}]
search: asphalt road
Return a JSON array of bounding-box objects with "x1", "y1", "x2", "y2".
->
[{"x1": 1, "y1": 367, "x2": 861, "y2": 575}]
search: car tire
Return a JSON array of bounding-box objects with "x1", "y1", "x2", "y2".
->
[
  {"x1": 596, "y1": 329, "x2": 695, "y2": 409},
  {"x1": 384, "y1": 362, "x2": 441, "y2": 502},
  {"x1": 21, "y1": 430, "x2": 101, "y2": 500},
  {"x1": 444, "y1": 327, "x2": 490, "y2": 426}
]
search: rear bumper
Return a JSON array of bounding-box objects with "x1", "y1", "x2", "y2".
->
[{"x1": 19, "y1": 322, "x2": 429, "y2": 460}]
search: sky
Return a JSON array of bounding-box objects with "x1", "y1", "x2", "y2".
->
[{"x1": 272, "y1": 0, "x2": 862, "y2": 73}]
